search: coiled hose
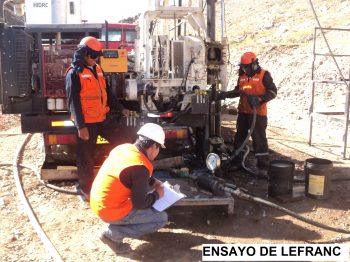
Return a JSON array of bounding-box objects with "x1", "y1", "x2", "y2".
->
[{"x1": 230, "y1": 107, "x2": 257, "y2": 160}]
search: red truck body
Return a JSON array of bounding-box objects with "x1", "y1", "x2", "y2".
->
[{"x1": 100, "y1": 23, "x2": 137, "y2": 52}]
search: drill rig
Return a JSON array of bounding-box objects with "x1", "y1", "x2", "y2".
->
[
  {"x1": 0, "y1": 0, "x2": 236, "y2": 212},
  {"x1": 121, "y1": 0, "x2": 230, "y2": 159}
]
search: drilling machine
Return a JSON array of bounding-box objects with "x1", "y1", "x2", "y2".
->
[
  {"x1": 0, "y1": 1, "x2": 237, "y2": 207},
  {"x1": 120, "y1": 0, "x2": 230, "y2": 161}
]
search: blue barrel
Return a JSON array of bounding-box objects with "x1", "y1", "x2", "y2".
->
[
  {"x1": 304, "y1": 158, "x2": 332, "y2": 199},
  {"x1": 268, "y1": 160, "x2": 295, "y2": 197}
]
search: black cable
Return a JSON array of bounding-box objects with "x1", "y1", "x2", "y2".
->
[
  {"x1": 170, "y1": 106, "x2": 192, "y2": 123},
  {"x1": 232, "y1": 107, "x2": 257, "y2": 159},
  {"x1": 0, "y1": 163, "x2": 79, "y2": 195},
  {"x1": 226, "y1": 187, "x2": 350, "y2": 234},
  {"x1": 12, "y1": 134, "x2": 64, "y2": 262},
  {"x1": 43, "y1": 183, "x2": 79, "y2": 195},
  {"x1": 180, "y1": 58, "x2": 194, "y2": 92}
]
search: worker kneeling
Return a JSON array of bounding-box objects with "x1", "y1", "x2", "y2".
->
[{"x1": 90, "y1": 123, "x2": 168, "y2": 252}]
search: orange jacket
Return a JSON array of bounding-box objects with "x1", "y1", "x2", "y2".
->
[
  {"x1": 90, "y1": 144, "x2": 153, "y2": 222},
  {"x1": 238, "y1": 69, "x2": 267, "y2": 116},
  {"x1": 78, "y1": 65, "x2": 109, "y2": 123}
]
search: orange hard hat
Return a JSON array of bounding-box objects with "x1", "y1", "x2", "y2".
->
[
  {"x1": 79, "y1": 36, "x2": 101, "y2": 52},
  {"x1": 240, "y1": 52, "x2": 257, "y2": 65}
]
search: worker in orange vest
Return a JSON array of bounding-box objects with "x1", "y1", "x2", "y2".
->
[
  {"x1": 90, "y1": 123, "x2": 167, "y2": 253},
  {"x1": 66, "y1": 36, "x2": 130, "y2": 201},
  {"x1": 217, "y1": 52, "x2": 277, "y2": 170}
]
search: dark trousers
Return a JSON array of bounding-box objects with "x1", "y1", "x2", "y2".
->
[
  {"x1": 233, "y1": 113, "x2": 269, "y2": 167},
  {"x1": 76, "y1": 119, "x2": 133, "y2": 193}
]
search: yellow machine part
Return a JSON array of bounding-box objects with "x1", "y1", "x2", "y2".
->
[{"x1": 100, "y1": 49, "x2": 128, "y2": 73}]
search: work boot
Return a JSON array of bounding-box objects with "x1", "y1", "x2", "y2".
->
[
  {"x1": 75, "y1": 183, "x2": 90, "y2": 202},
  {"x1": 256, "y1": 155, "x2": 270, "y2": 169},
  {"x1": 227, "y1": 152, "x2": 244, "y2": 171},
  {"x1": 256, "y1": 155, "x2": 269, "y2": 178},
  {"x1": 100, "y1": 232, "x2": 130, "y2": 254},
  {"x1": 79, "y1": 190, "x2": 90, "y2": 202}
]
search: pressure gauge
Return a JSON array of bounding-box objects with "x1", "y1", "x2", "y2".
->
[{"x1": 206, "y1": 153, "x2": 221, "y2": 172}]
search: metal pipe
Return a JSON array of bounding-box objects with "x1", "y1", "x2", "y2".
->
[
  {"x1": 153, "y1": 156, "x2": 185, "y2": 169},
  {"x1": 220, "y1": 0, "x2": 225, "y2": 40},
  {"x1": 105, "y1": 20, "x2": 109, "y2": 49},
  {"x1": 177, "y1": 0, "x2": 182, "y2": 37},
  {"x1": 209, "y1": 101, "x2": 216, "y2": 136},
  {"x1": 206, "y1": 0, "x2": 216, "y2": 41},
  {"x1": 2, "y1": 0, "x2": 12, "y2": 23},
  {"x1": 308, "y1": 27, "x2": 317, "y2": 146},
  {"x1": 309, "y1": 0, "x2": 350, "y2": 158},
  {"x1": 215, "y1": 92, "x2": 221, "y2": 137},
  {"x1": 343, "y1": 74, "x2": 350, "y2": 159}
]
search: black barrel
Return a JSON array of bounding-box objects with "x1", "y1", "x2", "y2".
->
[
  {"x1": 304, "y1": 158, "x2": 333, "y2": 199},
  {"x1": 268, "y1": 160, "x2": 295, "y2": 197}
]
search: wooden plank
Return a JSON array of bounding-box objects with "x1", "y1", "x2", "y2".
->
[
  {"x1": 40, "y1": 165, "x2": 98, "y2": 181},
  {"x1": 40, "y1": 166, "x2": 78, "y2": 181}
]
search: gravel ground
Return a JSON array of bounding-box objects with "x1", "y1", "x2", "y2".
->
[{"x1": 1, "y1": 0, "x2": 350, "y2": 261}]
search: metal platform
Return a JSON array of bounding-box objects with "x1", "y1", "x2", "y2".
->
[
  {"x1": 164, "y1": 178, "x2": 234, "y2": 216},
  {"x1": 40, "y1": 165, "x2": 234, "y2": 215}
]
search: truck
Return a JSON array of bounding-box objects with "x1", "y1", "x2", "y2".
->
[
  {"x1": 0, "y1": 0, "x2": 230, "y2": 181},
  {"x1": 100, "y1": 22, "x2": 137, "y2": 52}
]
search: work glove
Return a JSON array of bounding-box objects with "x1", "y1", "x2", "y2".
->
[
  {"x1": 216, "y1": 92, "x2": 227, "y2": 101},
  {"x1": 247, "y1": 95, "x2": 261, "y2": 108},
  {"x1": 72, "y1": 45, "x2": 87, "y2": 73}
]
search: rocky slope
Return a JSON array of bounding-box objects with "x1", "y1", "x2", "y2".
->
[{"x1": 222, "y1": 0, "x2": 350, "y2": 155}]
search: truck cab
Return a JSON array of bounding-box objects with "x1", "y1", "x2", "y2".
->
[{"x1": 100, "y1": 23, "x2": 137, "y2": 53}]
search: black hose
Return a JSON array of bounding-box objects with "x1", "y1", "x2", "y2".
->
[
  {"x1": 223, "y1": 106, "x2": 257, "y2": 172},
  {"x1": 41, "y1": 182, "x2": 79, "y2": 195},
  {"x1": 12, "y1": 134, "x2": 64, "y2": 262},
  {"x1": 240, "y1": 145, "x2": 267, "y2": 179},
  {"x1": 226, "y1": 187, "x2": 350, "y2": 234},
  {"x1": 232, "y1": 107, "x2": 257, "y2": 159},
  {"x1": 0, "y1": 163, "x2": 79, "y2": 195}
]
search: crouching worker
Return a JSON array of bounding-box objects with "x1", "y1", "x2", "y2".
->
[{"x1": 90, "y1": 123, "x2": 168, "y2": 252}]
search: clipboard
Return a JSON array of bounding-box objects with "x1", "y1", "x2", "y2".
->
[{"x1": 153, "y1": 181, "x2": 186, "y2": 211}]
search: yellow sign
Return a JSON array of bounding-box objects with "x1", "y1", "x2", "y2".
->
[{"x1": 96, "y1": 135, "x2": 109, "y2": 144}]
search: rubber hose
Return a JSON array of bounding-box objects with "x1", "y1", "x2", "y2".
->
[
  {"x1": 12, "y1": 134, "x2": 64, "y2": 262},
  {"x1": 0, "y1": 163, "x2": 79, "y2": 195},
  {"x1": 231, "y1": 107, "x2": 257, "y2": 159},
  {"x1": 240, "y1": 145, "x2": 267, "y2": 179},
  {"x1": 226, "y1": 187, "x2": 350, "y2": 234}
]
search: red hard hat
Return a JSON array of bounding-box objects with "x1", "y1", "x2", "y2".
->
[
  {"x1": 79, "y1": 36, "x2": 101, "y2": 52},
  {"x1": 240, "y1": 52, "x2": 257, "y2": 65}
]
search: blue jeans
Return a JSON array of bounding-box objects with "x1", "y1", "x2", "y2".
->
[{"x1": 103, "y1": 209, "x2": 168, "y2": 241}]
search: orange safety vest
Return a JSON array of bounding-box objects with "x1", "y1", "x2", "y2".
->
[
  {"x1": 90, "y1": 144, "x2": 154, "y2": 222},
  {"x1": 238, "y1": 69, "x2": 267, "y2": 116},
  {"x1": 68, "y1": 65, "x2": 109, "y2": 123}
]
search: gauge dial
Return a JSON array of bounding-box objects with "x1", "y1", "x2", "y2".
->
[{"x1": 206, "y1": 153, "x2": 221, "y2": 171}]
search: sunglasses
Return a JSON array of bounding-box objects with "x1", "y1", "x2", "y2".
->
[{"x1": 88, "y1": 54, "x2": 99, "y2": 59}]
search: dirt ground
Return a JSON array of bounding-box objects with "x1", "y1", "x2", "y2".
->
[
  {"x1": 0, "y1": 113, "x2": 349, "y2": 262},
  {"x1": 1, "y1": 0, "x2": 350, "y2": 261}
]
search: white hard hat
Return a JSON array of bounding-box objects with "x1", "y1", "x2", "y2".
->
[{"x1": 137, "y1": 123, "x2": 165, "y2": 148}]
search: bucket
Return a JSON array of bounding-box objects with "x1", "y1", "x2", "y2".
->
[
  {"x1": 304, "y1": 158, "x2": 332, "y2": 199},
  {"x1": 268, "y1": 160, "x2": 295, "y2": 197}
]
